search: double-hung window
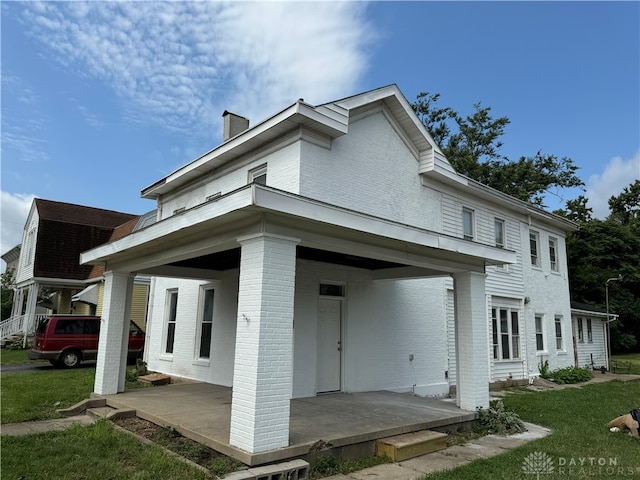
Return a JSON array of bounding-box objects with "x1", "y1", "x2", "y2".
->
[
  {"x1": 549, "y1": 237, "x2": 559, "y2": 271},
  {"x1": 164, "y1": 290, "x2": 178, "y2": 354},
  {"x1": 197, "y1": 288, "x2": 215, "y2": 359},
  {"x1": 577, "y1": 318, "x2": 584, "y2": 343},
  {"x1": 494, "y1": 218, "x2": 505, "y2": 248},
  {"x1": 462, "y1": 208, "x2": 474, "y2": 241},
  {"x1": 587, "y1": 318, "x2": 593, "y2": 343},
  {"x1": 491, "y1": 307, "x2": 520, "y2": 360},
  {"x1": 535, "y1": 315, "x2": 545, "y2": 351},
  {"x1": 530, "y1": 231, "x2": 540, "y2": 267},
  {"x1": 555, "y1": 316, "x2": 564, "y2": 351}
]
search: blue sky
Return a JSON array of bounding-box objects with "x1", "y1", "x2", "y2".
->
[{"x1": 2, "y1": 1, "x2": 639, "y2": 268}]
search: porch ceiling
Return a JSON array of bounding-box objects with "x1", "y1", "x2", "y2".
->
[{"x1": 80, "y1": 184, "x2": 516, "y2": 276}]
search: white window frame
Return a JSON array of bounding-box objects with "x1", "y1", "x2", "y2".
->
[
  {"x1": 549, "y1": 237, "x2": 559, "y2": 272},
  {"x1": 530, "y1": 230, "x2": 541, "y2": 267},
  {"x1": 494, "y1": 218, "x2": 505, "y2": 248},
  {"x1": 555, "y1": 315, "x2": 564, "y2": 351},
  {"x1": 535, "y1": 315, "x2": 545, "y2": 352},
  {"x1": 577, "y1": 317, "x2": 584, "y2": 343},
  {"x1": 491, "y1": 307, "x2": 520, "y2": 361},
  {"x1": 195, "y1": 286, "x2": 215, "y2": 361},
  {"x1": 248, "y1": 164, "x2": 267, "y2": 185},
  {"x1": 462, "y1": 207, "x2": 475, "y2": 241},
  {"x1": 163, "y1": 290, "x2": 178, "y2": 356},
  {"x1": 587, "y1": 318, "x2": 593, "y2": 343},
  {"x1": 25, "y1": 228, "x2": 36, "y2": 265}
]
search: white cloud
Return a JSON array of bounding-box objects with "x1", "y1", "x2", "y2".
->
[
  {"x1": 0, "y1": 191, "x2": 36, "y2": 270},
  {"x1": 18, "y1": 1, "x2": 374, "y2": 140},
  {"x1": 586, "y1": 151, "x2": 640, "y2": 219}
]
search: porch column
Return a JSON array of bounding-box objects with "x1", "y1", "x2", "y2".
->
[
  {"x1": 230, "y1": 233, "x2": 299, "y2": 453},
  {"x1": 11, "y1": 287, "x2": 24, "y2": 319},
  {"x1": 22, "y1": 283, "x2": 39, "y2": 346},
  {"x1": 94, "y1": 271, "x2": 134, "y2": 395},
  {"x1": 453, "y1": 271, "x2": 490, "y2": 410}
]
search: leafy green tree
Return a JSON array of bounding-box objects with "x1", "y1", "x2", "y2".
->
[
  {"x1": 412, "y1": 92, "x2": 584, "y2": 206},
  {"x1": 560, "y1": 183, "x2": 640, "y2": 352},
  {"x1": 1, "y1": 267, "x2": 16, "y2": 320}
]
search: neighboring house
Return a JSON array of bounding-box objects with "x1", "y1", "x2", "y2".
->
[
  {"x1": 571, "y1": 301, "x2": 610, "y2": 370},
  {"x1": 1, "y1": 199, "x2": 151, "y2": 342},
  {"x1": 81, "y1": 85, "x2": 577, "y2": 455},
  {"x1": 1, "y1": 244, "x2": 21, "y2": 275}
]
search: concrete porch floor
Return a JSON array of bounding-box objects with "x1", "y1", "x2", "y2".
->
[{"x1": 99, "y1": 383, "x2": 476, "y2": 466}]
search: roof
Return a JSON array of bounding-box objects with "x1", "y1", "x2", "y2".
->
[
  {"x1": 571, "y1": 300, "x2": 606, "y2": 314},
  {"x1": 32, "y1": 199, "x2": 138, "y2": 281},
  {"x1": 1, "y1": 244, "x2": 21, "y2": 263}
]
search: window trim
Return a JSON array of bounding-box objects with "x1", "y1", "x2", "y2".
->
[
  {"x1": 549, "y1": 237, "x2": 559, "y2": 272},
  {"x1": 494, "y1": 218, "x2": 506, "y2": 248},
  {"x1": 555, "y1": 315, "x2": 564, "y2": 351},
  {"x1": 462, "y1": 207, "x2": 475, "y2": 241},
  {"x1": 491, "y1": 306, "x2": 521, "y2": 361},
  {"x1": 535, "y1": 315, "x2": 545, "y2": 352},
  {"x1": 529, "y1": 230, "x2": 541, "y2": 267},
  {"x1": 577, "y1": 317, "x2": 584, "y2": 343},
  {"x1": 248, "y1": 164, "x2": 267, "y2": 185},
  {"x1": 195, "y1": 286, "x2": 215, "y2": 361},
  {"x1": 163, "y1": 289, "x2": 178, "y2": 356}
]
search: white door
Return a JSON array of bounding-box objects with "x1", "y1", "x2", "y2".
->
[{"x1": 317, "y1": 298, "x2": 342, "y2": 393}]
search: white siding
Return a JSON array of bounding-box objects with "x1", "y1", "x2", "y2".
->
[
  {"x1": 573, "y1": 316, "x2": 607, "y2": 369},
  {"x1": 15, "y1": 205, "x2": 39, "y2": 284}
]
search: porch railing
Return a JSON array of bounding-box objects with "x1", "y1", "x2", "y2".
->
[{"x1": 0, "y1": 313, "x2": 49, "y2": 341}]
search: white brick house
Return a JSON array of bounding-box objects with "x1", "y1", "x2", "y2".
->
[{"x1": 82, "y1": 85, "x2": 577, "y2": 454}]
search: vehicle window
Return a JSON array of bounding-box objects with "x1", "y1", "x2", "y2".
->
[
  {"x1": 84, "y1": 320, "x2": 100, "y2": 335},
  {"x1": 130, "y1": 322, "x2": 141, "y2": 335},
  {"x1": 35, "y1": 318, "x2": 50, "y2": 334},
  {"x1": 54, "y1": 320, "x2": 84, "y2": 335}
]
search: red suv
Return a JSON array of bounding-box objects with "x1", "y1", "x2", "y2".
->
[{"x1": 29, "y1": 315, "x2": 145, "y2": 368}]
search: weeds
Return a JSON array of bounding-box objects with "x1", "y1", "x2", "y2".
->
[{"x1": 475, "y1": 400, "x2": 526, "y2": 435}]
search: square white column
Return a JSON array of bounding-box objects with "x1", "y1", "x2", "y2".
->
[
  {"x1": 453, "y1": 271, "x2": 490, "y2": 410},
  {"x1": 230, "y1": 233, "x2": 299, "y2": 453},
  {"x1": 94, "y1": 271, "x2": 134, "y2": 395}
]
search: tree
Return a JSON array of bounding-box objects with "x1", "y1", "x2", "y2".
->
[
  {"x1": 559, "y1": 182, "x2": 640, "y2": 352},
  {"x1": 1, "y1": 267, "x2": 16, "y2": 320},
  {"x1": 412, "y1": 92, "x2": 584, "y2": 206}
]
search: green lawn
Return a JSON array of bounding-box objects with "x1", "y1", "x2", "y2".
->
[
  {"x1": 611, "y1": 353, "x2": 640, "y2": 375},
  {"x1": 424, "y1": 380, "x2": 640, "y2": 479},
  {"x1": 0, "y1": 348, "x2": 46, "y2": 365},
  {"x1": 2, "y1": 419, "x2": 210, "y2": 480}
]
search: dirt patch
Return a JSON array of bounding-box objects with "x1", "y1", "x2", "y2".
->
[{"x1": 113, "y1": 416, "x2": 244, "y2": 475}]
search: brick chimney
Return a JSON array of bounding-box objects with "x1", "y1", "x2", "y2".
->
[{"x1": 222, "y1": 110, "x2": 249, "y2": 142}]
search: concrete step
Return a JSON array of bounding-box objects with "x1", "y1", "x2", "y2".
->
[
  {"x1": 375, "y1": 430, "x2": 448, "y2": 461},
  {"x1": 87, "y1": 406, "x2": 137, "y2": 420}
]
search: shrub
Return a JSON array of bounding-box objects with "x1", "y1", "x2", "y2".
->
[
  {"x1": 546, "y1": 366, "x2": 594, "y2": 384},
  {"x1": 475, "y1": 400, "x2": 526, "y2": 435}
]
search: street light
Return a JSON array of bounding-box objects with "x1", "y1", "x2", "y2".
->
[{"x1": 605, "y1": 274, "x2": 623, "y2": 371}]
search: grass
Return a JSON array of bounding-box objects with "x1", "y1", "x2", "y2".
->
[
  {"x1": 611, "y1": 353, "x2": 640, "y2": 374},
  {"x1": 1, "y1": 419, "x2": 210, "y2": 480},
  {"x1": 0, "y1": 348, "x2": 46, "y2": 365},
  {"x1": 422, "y1": 380, "x2": 640, "y2": 479},
  {"x1": 1, "y1": 367, "x2": 148, "y2": 424}
]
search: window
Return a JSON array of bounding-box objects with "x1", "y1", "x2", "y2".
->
[
  {"x1": 529, "y1": 231, "x2": 540, "y2": 267},
  {"x1": 462, "y1": 208, "x2": 474, "y2": 240},
  {"x1": 494, "y1": 218, "x2": 505, "y2": 248},
  {"x1": 165, "y1": 290, "x2": 178, "y2": 354},
  {"x1": 249, "y1": 164, "x2": 267, "y2": 185},
  {"x1": 549, "y1": 237, "x2": 558, "y2": 271},
  {"x1": 577, "y1": 318, "x2": 584, "y2": 343},
  {"x1": 535, "y1": 315, "x2": 544, "y2": 351},
  {"x1": 319, "y1": 284, "x2": 345, "y2": 296},
  {"x1": 206, "y1": 192, "x2": 222, "y2": 202},
  {"x1": 491, "y1": 307, "x2": 520, "y2": 360},
  {"x1": 25, "y1": 229, "x2": 36, "y2": 265},
  {"x1": 587, "y1": 318, "x2": 593, "y2": 342},
  {"x1": 173, "y1": 207, "x2": 186, "y2": 215},
  {"x1": 197, "y1": 288, "x2": 214, "y2": 359},
  {"x1": 555, "y1": 316, "x2": 564, "y2": 350}
]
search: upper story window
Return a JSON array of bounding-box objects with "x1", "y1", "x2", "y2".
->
[
  {"x1": 249, "y1": 164, "x2": 267, "y2": 186},
  {"x1": 173, "y1": 207, "x2": 186, "y2": 215},
  {"x1": 462, "y1": 208, "x2": 474, "y2": 241},
  {"x1": 549, "y1": 237, "x2": 558, "y2": 271},
  {"x1": 25, "y1": 228, "x2": 36, "y2": 265},
  {"x1": 494, "y1": 218, "x2": 505, "y2": 248},
  {"x1": 529, "y1": 231, "x2": 540, "y2": 267}
]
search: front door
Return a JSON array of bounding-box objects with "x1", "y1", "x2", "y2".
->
[{"x1": 317, "y1": 297, "x2": 342, "y2": 393}]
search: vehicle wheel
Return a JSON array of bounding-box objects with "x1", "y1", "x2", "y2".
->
[{"x1": 60, "y1": 350, "x2": 82, "y2": 368}]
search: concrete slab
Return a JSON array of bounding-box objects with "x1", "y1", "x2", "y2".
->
[
  {"x1": 98, "y1": 384, "x2": 476, "y2": 466},
  {"x1": 1, "y1": 415, "x2": 96, "y2": 436},
  {"x1": 348, "y1": 463, "x2": 423, "y2": 480}
]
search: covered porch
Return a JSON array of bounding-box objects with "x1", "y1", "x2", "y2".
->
[
  {"x1": 98, "y1": 382, "x2": 476, "y2": 466},
  {"x1": 81, "y1": 184, "x2": 515, "y2": 455}
]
